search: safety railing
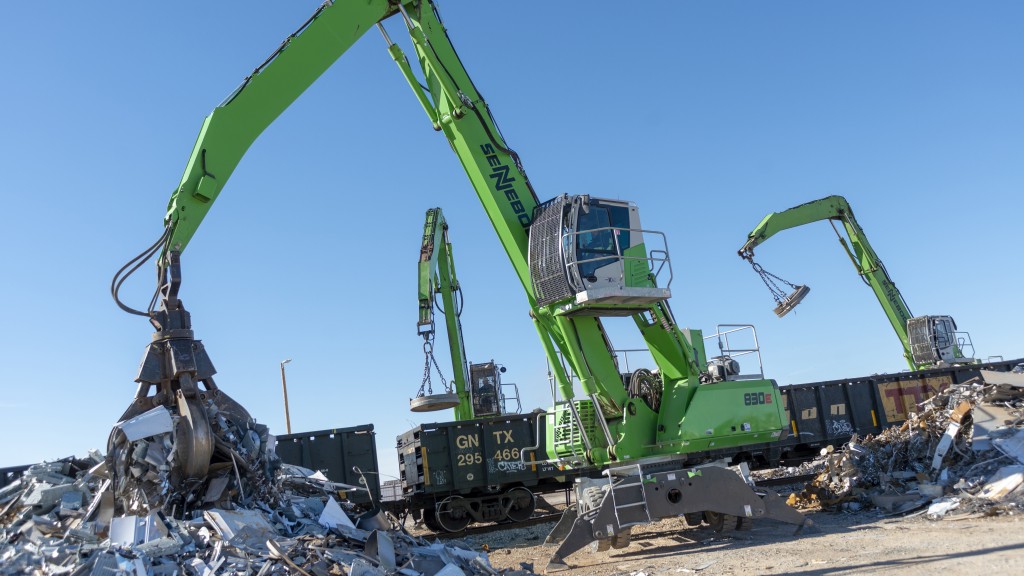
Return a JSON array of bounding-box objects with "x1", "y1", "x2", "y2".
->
[
  {"x1": 703, "y1": 324, "x2": 765, "y2": 381},
  {"x1": 499, "y1": 381, "x2": 522, "y2": 415},
  {"x1": 955, "y1": 331, "x2": 975, "y2": 360},
  {"x1": 560, "y1": 226, "x2": 672, "y2": 292}
]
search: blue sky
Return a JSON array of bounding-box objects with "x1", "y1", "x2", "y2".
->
[{"x1": 1, "y1": 1, "x2": 1021, "y2": 479}]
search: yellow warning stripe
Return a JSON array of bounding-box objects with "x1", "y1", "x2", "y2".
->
[
  {"x1": 530, "y1": 451, "x2": 536, "y2": 472},
  {"x1": 871, "y1": 409, "x2": 878, "y2": 427},
  {"x1": 791, "y1": 420, "x2": 798, "y2": 437},
  {"x1": 421, "y1": 447, "x2": 430, "y2": 486}
]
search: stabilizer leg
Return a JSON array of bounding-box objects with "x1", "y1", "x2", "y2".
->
[
  {"x1": 759, "y1": 487, "x2": 814, "y2": 531},
  {"x1": 544, "y1": 506, "x2": 578, "y2": 545},
  {"x1": 543, "y1": 463, "x2": 808, "y2": 572},
  {"x1": 545, "y1": 512, "x2": 598, "y2": 573}
]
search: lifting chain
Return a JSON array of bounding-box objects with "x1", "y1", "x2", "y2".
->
[
  {"x1": 748, "y1": 259, "x2": 801, "y2": 306},
  {"x1": 416, "y1": 331, "x2": 453, "y2": 397}
]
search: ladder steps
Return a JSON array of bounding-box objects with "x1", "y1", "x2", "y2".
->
[{"x1": 607, "y1": 463, "x2": 653, "y2": 526}]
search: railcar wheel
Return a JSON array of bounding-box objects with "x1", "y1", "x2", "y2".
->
[
  {"x1": 422, "y1": 507, "x2": 443, "y2": 532},
  {"x1": 436, "y1": 496, "x2": 472, "y2": 532},
  {"x1": 683, "y1": 512, "x2": 703, "y2": 527},
  {"x1": 504, "y1": 487, "x2": 536, "y2": 522}
]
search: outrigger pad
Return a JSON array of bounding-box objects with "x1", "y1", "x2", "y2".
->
[
  {"x1": 774, "y1": 284, "x2": 810, "y2": 318},
  {"x1": 760, "y1": 488, "x2": 814, "y2": 533}
]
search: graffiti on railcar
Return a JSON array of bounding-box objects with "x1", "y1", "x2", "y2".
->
[
  {"x1": 431, "y1": 468, "x2": 450, "y2": 486},
  {"x1": 825, "y1": 402, "x2": 854, "y2": 436},
  {"x1": 877, "y1": 374, "x2": 952, "y2": 422},
  {"x1": 497, "y1": 460, "x2": 527, "y2": 473},
  {"x1": 828, "y1": 418, "x2": 854, "y2": 436}
]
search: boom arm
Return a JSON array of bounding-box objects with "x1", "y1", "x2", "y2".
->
[
  {"x1": 160, "y1": 1, "x2": 407, "y2": 259},
  {"x1": 739, "y1": 195, "x2": 918, "y2": 368},
  {"x1": 118, "y1": 2, "x2": 811, "y2": 557},
  {"x1": 415, "y1": 207, "x2": 472, "y2": 420},
  {"x1": 145, "y1": 0, "x2": 783, "y2": 469},
  {"x1": 154, "y1": 0, "x2": 674, "y2": 419},
  {"x1": 378, "y1": 4, "x2": 761, "y2": 464}
]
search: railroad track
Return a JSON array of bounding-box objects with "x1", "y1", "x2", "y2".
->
[
  {"x1": 417, "y1": 472, "x2": 817, "y2": 539},
  {"x1": 430, "y1": 511, "x2": 563, "y2": 539}
]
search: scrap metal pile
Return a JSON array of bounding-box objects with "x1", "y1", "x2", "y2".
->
[
  {"x1": 790, "y1": 370, "x2": 1024, "y2": 518},
  {"x1": 0, "y1": 450, "x2": 536, "y2": 576},
  {"x1": 107, "y1": 403, "x2": 279, "y2": 518}
]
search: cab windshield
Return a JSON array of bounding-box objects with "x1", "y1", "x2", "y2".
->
[{"x1": 575, "y1": 205, "x2": 630, "y2": 279}]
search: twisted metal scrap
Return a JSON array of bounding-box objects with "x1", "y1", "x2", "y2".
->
[{"x1": 792, "y1": 380, "x2": 1023, "y2": 512}]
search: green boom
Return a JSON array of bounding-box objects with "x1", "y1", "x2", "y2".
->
[
  {"x1": 155, "y1": 0, "x2": 787, "y2": 468},
  {"x1": 739, "y1": 194, "x2": 950, "y2": 370}
]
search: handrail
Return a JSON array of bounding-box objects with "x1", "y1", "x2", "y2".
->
[
  {"x1": 703, "y1": 324, "x2": 765, "y2": 380},
  {"x1": 559, "y1": 226, "x2": 673, "y2": 291}
]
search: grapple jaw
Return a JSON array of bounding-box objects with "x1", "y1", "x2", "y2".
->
[{"x1": 108, "y1": 252, "x2": 273, "y2": 516}]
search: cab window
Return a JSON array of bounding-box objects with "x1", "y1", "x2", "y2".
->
[{"x1": 576, "y1": 208, "x2": 615, "y2": 278}]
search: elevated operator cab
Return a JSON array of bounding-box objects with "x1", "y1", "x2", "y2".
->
[
  {"x1": 528, "y1": 195, "x2": 671, "y2": 315},
  {"x1": 469, "y1": 361, "x2": 521, "y2": 417},
  {"x1": 908, "y1": 315, "x2": 975, "y2": 366}
]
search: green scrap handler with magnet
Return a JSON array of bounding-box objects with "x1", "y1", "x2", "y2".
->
[{"x1": 739, "y1": 194, "x2": 975, "y2": 371}]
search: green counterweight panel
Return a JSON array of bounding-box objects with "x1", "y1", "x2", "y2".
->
[{"x1": 665, "y1": 380, "x2": 786, "y2": 451}]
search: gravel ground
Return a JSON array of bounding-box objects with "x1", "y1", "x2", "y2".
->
[{"x1": 440, "y1": 510, "x2": 1024, "y2": 575}]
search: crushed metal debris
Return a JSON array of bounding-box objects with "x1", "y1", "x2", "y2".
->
[
  {"x1": 107, "y1": 399, "x2": 279, "y2": 519},
  {"x1": 1, "y1": 454, "x2": 535, "y2": 575},
  {"x1": 788, "y1": 370, "x2": 1024, "y2": 518}
]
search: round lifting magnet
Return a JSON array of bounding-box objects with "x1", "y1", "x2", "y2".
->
[{"x1": 410, "y1": 393, "x2": 461, "y2": 412}]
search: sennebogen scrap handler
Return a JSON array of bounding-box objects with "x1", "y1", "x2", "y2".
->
[
  {"x1": 412, "y1": 207, "x2": 520, "y2": 420},
  {"x1": 739, "y1": 194, "x2": 975, "y2": 371},
  {"x1": 110, "y1": 2, "x2": 807, "y2": 570}
]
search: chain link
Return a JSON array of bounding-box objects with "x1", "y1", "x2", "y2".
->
[
  {"x1": 416, "y1": 332, "x2": 452, "y2": 397},
  {"x1": 749, "y1": 260, "x2": 800, "y2": 305}
]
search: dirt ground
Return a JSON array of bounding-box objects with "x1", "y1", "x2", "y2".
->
[{"x1": 451, "y1": 510, "x2": 1024, "y2": 575}]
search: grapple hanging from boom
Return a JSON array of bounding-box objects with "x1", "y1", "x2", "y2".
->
[{"x1": 108, "y1": 252, "x2": 266, "y2": 514}]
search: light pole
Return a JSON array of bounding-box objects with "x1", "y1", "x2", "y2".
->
[{"x1": 280, "y1": 358, "x2": 293, "y2": 434}]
